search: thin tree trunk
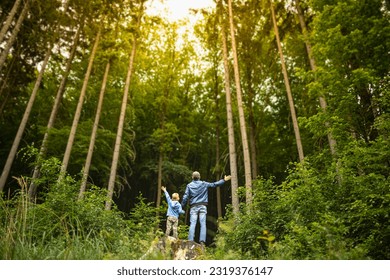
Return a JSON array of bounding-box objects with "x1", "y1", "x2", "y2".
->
[
  {"x1": 105, "y1": 2, "x2": 144, "y2": 210},
  {"x1": 218, "y1": 0, "x2": 239, "y2": 215},
  {"x1": 79, "y1": 61, "x2": 110, "y2": 200},
  {"x1": 0, "y1": 0, "x2": 30, "y2": 73},
  {"x1": 156, "y1": 152, "x2": 163, "y2": 209},
  {"x1": 58, "y1": 27, "x2": 101, "y2": 182},
  {"x1": 156, "y1": 89, "x2": 170, "y2": 209},
  {"x1": 105, "y1": 38, "x2": 137, "y2": 210},
  {"x1": 28, "y1": 25, "x2": 81, "y2": 198},
  {"x1": 294, "y1": 0, "x2": 337, "y2": 156},
  {"x1": 247, "y1": 78, "x2": 258, "y2": 179},
  {"x1": 271, "y1": 1, "x2": 304, "y2": 162},
  {"x1": 249, "y1": 119, "x2": 258, "y2": 179},
  {"x1": 0, "y1": 0, "x2": 22, "y2": 44},
  {"x1": 227, "y1": 0, "x2": 252, "y2": 205},
  {"x1": 0, "y1": 46, "x2": 51, "y2": 192},
  {"x1": 214, "y1": 60, "x2": 222, "y2": 219}
]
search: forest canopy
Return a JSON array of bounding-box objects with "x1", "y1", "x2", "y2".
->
[{"x1": 0, "y1": 0, "x2": 389, "y2": 260}]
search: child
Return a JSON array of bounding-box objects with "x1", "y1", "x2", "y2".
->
[{"x1": 162, "y1": 186, "x2": 185, "y2": 239}]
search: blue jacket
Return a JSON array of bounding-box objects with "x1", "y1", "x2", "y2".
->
[
  {"x1": 164, "y1": 191, "x2": 185, "y2": 218},
  {"x1": 181, "y1": 179, "x2": 225, "y2": 207}
]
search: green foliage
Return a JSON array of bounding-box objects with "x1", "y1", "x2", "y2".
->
[
  {"x1": 210, "y1": 155, "x2": 389, "y2": 259},
  {"x1": 1, "y1": 0, "x2": 389, "y2": 261},
  {"x1": 0, "y1": 155, "x2": 157, "y2": 260}
]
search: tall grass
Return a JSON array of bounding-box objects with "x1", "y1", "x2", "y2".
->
[{"x1": 0, "y1": 157, "x2": 158, "y2": 260}]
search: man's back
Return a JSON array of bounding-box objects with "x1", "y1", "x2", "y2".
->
[{"x1": 182, "y1": 179, "x2": 224, "y2": 207}]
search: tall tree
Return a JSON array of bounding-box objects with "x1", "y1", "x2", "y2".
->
[
  {"x1": 105, "y1": 1, "x2": 145, "y2": 210},
  {"x1": 105, "y1": 37, "x2": 136, "y2": 210},
  {"x1": 58, "y1": 25, "x2": 102, "y2": 181},
  {"x1": 294, "y1": 0, "x2": 337, "y2": 156},
  {"x1": 79, "y1": 60, "x2": 110, "y2": 199},
  {"x1": 270, "y1": 0, "x2": 304, "y2": 162},
  {"x1": 213, "y1": 46, "x2": 223, "y2": 219},
  {"x1": 0, "y1": 0, "x2": 30, "y2": 73},
  {"x1": 0, "y1": 0, "x2": 22, "y2": 44},
  {"x1": 28, "y1": 25, "x2": 81, "y2": 198},
  {"x1": 0, "y1": 45, "x2": 51, "y2": 192},
  {"x1": 152, "y1": 23, "x2": 182, "y2": 210},
  {"x1": 218, "y1": 0, "x2": 239, "y2": 214},
  {"x1": 227, "y1": 0, "x2": 252, "y2": 205}
]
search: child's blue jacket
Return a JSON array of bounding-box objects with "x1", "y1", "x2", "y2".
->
[{"x1": 164, "y1": 190, "x2": 185, "y2": 218}]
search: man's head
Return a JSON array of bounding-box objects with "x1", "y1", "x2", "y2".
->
[
  {"x1": 172, "y1": 193, "x2": 180, "y2": 201},
  {"x1": 192, "y1": 171, "x2": 200, "y2": 180}
]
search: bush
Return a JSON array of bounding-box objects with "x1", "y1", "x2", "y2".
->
[
  {"x1": 0, "y1": 155, "x2": 157, "y2": 260},
  {"x1": 210, "y1": 157, "x2": 389, "y2": 260}
]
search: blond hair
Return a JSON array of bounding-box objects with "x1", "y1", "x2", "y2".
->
[{"x1": 172, "y1": 193, "x2": 180, "y2": 201}]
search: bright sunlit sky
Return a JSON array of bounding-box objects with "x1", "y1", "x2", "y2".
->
[
  {"x1": 145, "y1": 0, "x2": 217, "y2": 76},
  {"x1": 146, "y1": 0, "x2": 215, "y2": 22}
]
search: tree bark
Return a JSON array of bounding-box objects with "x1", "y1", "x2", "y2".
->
[
  {"x1": 271, "y1": 1, "x2": 305, "y2": 162},
  {"x1": 58, "y1": 27, "x2": 101, "y2": 182},
  {"x1": 214, "y1": 58, "x2": 222, "y2": 219},
  {"x1": 156, "y1": 152, "x2": 163, "y2": 209},
  {"x1": 218, "y1": 0, "x2": 239, "y2": 215},
  {"x1": 0, "y1": 0, "x2": 30, "y2": 73},
  {"x1": 227, "y1": 0, "x2": 253, "y2": 205},
  {"x1": 247, "y1": 76, "x2": 258, "y2": 179},
  {"x1": 105, "y1": 37, "x2": 137, "y2": 210},
  {"x1": 0, "y1": 45, "x2": 51, "y2": 192},
  {"x1": 79, "y1": 61, "x2": 111, "y2": 199},
  {"x1": 0, "y1": 0, "x2": 22, "y2": 44},
  {"x1": 28, "y1": 25, "x2": 81, "y2": 198}
]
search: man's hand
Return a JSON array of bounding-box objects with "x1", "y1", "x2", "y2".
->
[
  {"x1": 161, "y1": 186, "x2": 166, "y2": 192},
  {"x1": 224, "y1": 175, "x2": 232, "y2": 181}
]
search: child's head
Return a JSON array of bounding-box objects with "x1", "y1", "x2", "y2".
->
[{"x1": 172, "y1": 193, "x2": 180, "y2": 201}]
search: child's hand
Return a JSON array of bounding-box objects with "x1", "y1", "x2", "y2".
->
[{"x1": 161, "y1": 186, "x2": 166, "y2": 192}]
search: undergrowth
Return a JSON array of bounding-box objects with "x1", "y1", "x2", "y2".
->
[{"x1": 0, "y1": 155, "x2": 158, "y2": 260}]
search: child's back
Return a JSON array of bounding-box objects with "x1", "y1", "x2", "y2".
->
[{"x1": 162, "y1": 186, "x2": 185, "y2": 239}]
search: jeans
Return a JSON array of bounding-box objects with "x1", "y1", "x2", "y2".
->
[{"x1": 188, "y1": 204, "x2": 207, "y2": 242}]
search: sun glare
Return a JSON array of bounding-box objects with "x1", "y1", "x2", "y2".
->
[{"x1": 146, "y1": 0, "x2": 215, "y2": 22}]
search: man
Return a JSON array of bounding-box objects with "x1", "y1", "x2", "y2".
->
[{"x1": 181, "y1": 171, "x2": 231, "y2": 245}]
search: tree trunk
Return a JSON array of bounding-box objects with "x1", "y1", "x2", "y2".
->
[
  {"x1": 28, "y1": 25, "x2": 81, "y2": 198},
  {"x1": 247, "y1": 76, "x2": 258, "y2": 179},
  {"x1": 0, "y1": 46, "x2": 51, "y2": 192},
  {"x1": 227, "y1": 0, "x2": 253, "y2": 205},
  {"x1": 294, "y1": 0, "x2": 337, "y2": 156},
  {"x1": 105, "y1": 38, "x2": 137, "y2": 210},
  {"x1": 105, "y1": 2, "x2": 144, "y2": 210},
  {"x1": 271, "y1": 1, "x2": 305, "y2": 162},
  {"x1": 156, "y1": 152, "x2": 163, "y2": 209},
  {"x1": 214, "y1": 60, "x2": 222, "y2": 219},
  {"x1": 58, "y1": 27, "x2": 101, "y2": 181},
  {"x1": 0, "y1": 0, "x2": 22, "y2": 44},
  {"x1": 0, "y1": 0, "x2": 30, "y2": 73},
  {"x1": 218, "y1": 0, "x2": 239, "y2": 215},
  {"x1": 79, "y1": 61, "x2": 111, "y2": 199}
]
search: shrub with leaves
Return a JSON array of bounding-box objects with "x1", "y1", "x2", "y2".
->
[{"x1": 0, "y1": 152, "x2": 157, "y2": 260}]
